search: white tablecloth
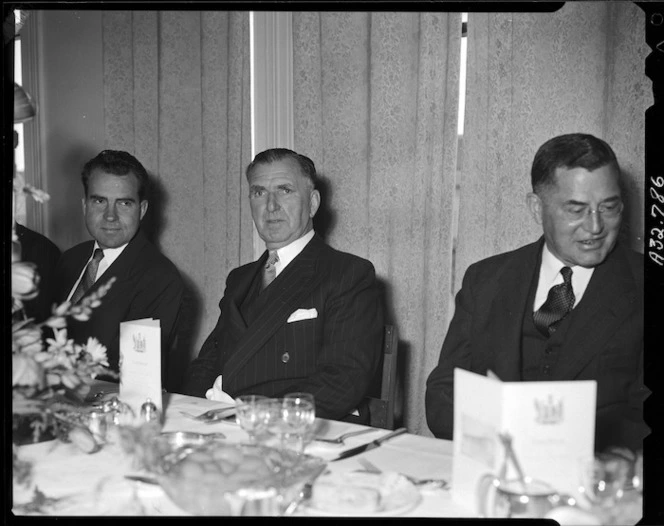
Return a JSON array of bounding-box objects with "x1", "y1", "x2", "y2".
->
[{"x1": 12, "y1": 389, "x2": 475, "y2": 518}]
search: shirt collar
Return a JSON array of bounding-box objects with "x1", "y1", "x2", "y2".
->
[
  {"x1": 540, "y1": 242, "x2": 594, "y2": 293},
  {"x1": 272, "y1": 229, "x2": 315, "y2": 276},
  {"x1": 93, "y1": 241, "x2": 128, "y2": 267}
]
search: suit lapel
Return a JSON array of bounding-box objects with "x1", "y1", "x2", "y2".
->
[
  {"x1": 58, "y1": 241, "x2": 95, "y2": 300},
  {"x1": 82, "y1": 231, "x2": 148, "y2": 300},
  {"x1": 489, "y1": 240, "x2": 543, "y2": 381},
  {"x1": 223, "y1": 235, "x2": 327, "y2": 383},
  {"x1": 553, "y1": 245, "x2": 637, "y2": 378},
  {"x1": 230, "y1": 255, "x2": 266, "y2": 331}
]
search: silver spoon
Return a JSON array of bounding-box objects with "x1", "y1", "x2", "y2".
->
[
  {"x1": 282, "y1": 481, "x2": 314, "y2": 516},
  {"x1": 313, "y1": 428, "x2": 377, "y2": 444}
]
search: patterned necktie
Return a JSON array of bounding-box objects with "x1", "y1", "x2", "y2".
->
[
  {"x1": 70, "y1": 248, "x2": 104, "y2": 304},
  {"x1": 262, "y1": 250, "x2": 279, "y2": 291},
  {"x1": 533, "y1": 266, "x2": 575, "y2": 337}
]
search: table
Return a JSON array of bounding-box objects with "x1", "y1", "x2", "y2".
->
[{"x1": 12, "y1": 386, "x2": 476, "y2": 518}]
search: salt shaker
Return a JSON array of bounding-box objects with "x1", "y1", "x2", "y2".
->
[{"x1": 140, "y1": 398, "x2": 162, "y2": 424}]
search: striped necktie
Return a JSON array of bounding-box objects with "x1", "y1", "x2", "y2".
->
[
  {"x1": 262, "y1": 250, "x2": 279, "y2": 291},
  {"x1": 533, "y1": 266, "x2": 575, "y2": 336},
  {"x1": 70, "y1": 248, "x2": 104, "y2": 304}
]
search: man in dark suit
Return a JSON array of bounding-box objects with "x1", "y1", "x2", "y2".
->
[
  {"x1": 425, "y1": 133, "x2": 646, "y2": 452},
  {"x1": 14, "y1": 223, "x2": 61, "y2": 322},
  {"x1": 52, "y1": 150, "x2": 185, "y2": 386},
  {"x1": 182, "y1": 148, "x2": 384, "y2": 422}
]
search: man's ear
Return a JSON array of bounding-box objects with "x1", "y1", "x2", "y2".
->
[
  {"x1": 526, "y1": 192, "x2": 543, "y2": 225},
  {"x1": 81, "y1": 196, "x2": 87, "y2": 215},
  {"x1": 309, "y1": 189, "x2": 320, "y2": 218},
  {"x1": 140, "y1": 200, "x2": 149, "y2": 221}
]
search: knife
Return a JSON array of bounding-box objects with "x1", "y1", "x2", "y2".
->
[
  {"x1": 330, "y1": 427, "x2": 408, "y2": 461},
  {"x1": 125, "y1": 474, "x2": 159, "y2": 485}
]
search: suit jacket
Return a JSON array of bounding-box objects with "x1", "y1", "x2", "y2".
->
[
  {"x1": 52, "y1": 229, "x2": 185, "y2": 383},
  {"x1": 182, "y1": 233, "x2": 385, "y2": 422},
  {"x1": 15, "y1": 223, "x2": 61, "y2": 322},
  {"x1": 425, "y1": 239, "x2": 646, "y2": 451}
]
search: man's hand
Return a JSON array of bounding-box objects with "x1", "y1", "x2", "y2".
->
[{"x1": 205, "y1": 375, "x2": 235, "y2": 404}]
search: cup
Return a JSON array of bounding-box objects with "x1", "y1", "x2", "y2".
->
[
  {"x1": 496, "y1": 478, "x2": 559, "y2": 518},
  {"x1": 478, "y1": 474, "x2": 560, "y2": 519}
]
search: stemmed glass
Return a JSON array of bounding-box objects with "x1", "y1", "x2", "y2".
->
[
  {"x1": 280, "y1": 393, "x2": 316, "y2": 455},
  {"x1": 235, "y1": 394, "x2": 271, "y2": 444},
  {"x1": 578, "y1": 451, "x2": 631, "y2": 524}
]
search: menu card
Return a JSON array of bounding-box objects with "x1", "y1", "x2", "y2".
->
[
  {"x1": 119, "y1": 318, "x2": 163, "y2": 423},
  {"x1": 451, "y1": 368, "x2": 596, "y2": 512}
]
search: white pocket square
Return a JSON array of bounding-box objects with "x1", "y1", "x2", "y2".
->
[{"x1": 287, "y1": 308, "x2": 318, "y2": 323}]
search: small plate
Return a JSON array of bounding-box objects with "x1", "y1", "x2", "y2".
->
[{"x1": 305, "y1": 471, "x2": 421, "y2": 516}]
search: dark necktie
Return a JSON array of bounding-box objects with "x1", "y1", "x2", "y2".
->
[
  {"x1": 533, "y1": 266, "x2": 575, "y2": 337},
  {"x1": 70, "y1": 248, "x2": 104, "y2": 304},
  {"x1": 262, "y1": 250, "x2": 279, "y2": 291}
]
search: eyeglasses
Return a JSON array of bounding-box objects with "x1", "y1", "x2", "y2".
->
[{"x1": 562, "y1": 201, "x2": 623, "y2": 222}]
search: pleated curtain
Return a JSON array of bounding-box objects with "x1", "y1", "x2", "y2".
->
[
  {"x1": 292, "y1": 12, "x2": 462, "y2": 435},
  {"x1": 101, "y1": 11, "x2": 253, "y2": 389}
]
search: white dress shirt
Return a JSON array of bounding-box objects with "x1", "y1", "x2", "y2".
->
[
  {"x1": 66, "y1": 242, "x2": 128, "y2": 301},
  {"x1": 270, "y1": 229, "x2": 315, "y2": 278},
  {"x1": 533, "y1": 243, "x2": 594, "y2": 311}
]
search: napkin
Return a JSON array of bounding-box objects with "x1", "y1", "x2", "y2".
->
[{"x1": 205, "y1": 375, "x2": 236, "y2": 404}]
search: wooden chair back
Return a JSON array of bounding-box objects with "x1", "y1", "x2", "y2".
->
[{"x1": 366, "y1": 324, "x2": 399, "y2": 429}]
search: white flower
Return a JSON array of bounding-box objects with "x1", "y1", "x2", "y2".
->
[
  {"x1": 60, "y1": 370, "x2": 82, "y2": 390},
  {"x1": 84, "y1": 337, "x2": 109, "y2": 366},
  {"x1": 12, "y1": 261, "x2": 40, "y2": 300},
  {"x1": 12, "y1": 354, "x2": 45, "y2": 388},
  {"x1": 43, "y1": 315, "x2": 68, "y2": 329},
  {"x1": 22, "y1": 184, "x2": 50, "y2": 203},
  {"x1": 12, "y1": 325, "x2": 44, "y2": 354},
  {"x1": 45, "y1": 328, "x2": 75, "y2": 355},
  {"x1": 52, "y1": 301, "x2": 71, "y2": 317}
]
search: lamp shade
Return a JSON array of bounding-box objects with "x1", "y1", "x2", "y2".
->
[{"x1": 14, "y1": 82, "x2": 36, "y2": 123}]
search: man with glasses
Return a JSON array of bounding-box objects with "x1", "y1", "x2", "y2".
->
[{"x1": 425, "y1": 133, "x2": 646, "y2": 452}]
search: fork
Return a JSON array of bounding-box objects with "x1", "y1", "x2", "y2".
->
[
  {"x1": 179, "y1": 406, "x2": 235, "y2": 422},
  {"x1": 313, "y1": 428, "x2": 376, "y2": 444},
  {"x1": 357, "y1": 458, "x2": 449, "y2": 490}
]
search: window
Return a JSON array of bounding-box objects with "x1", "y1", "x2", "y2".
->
[
  {"x1": 13, "y1": 10, "x2": 26, "y2": 226},
  {"x1": 458, "y1": 13, "x2": 468, "y2": 136}
]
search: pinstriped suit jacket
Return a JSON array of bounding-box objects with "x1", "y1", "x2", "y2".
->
[{"x1": 182, "y1": 234, "x2": 385, "y2": 421}]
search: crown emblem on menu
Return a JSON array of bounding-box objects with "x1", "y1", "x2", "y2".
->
[
  {"x1": 132, "y1": 332, "x2": 146, "y2": 353},
  {"x1": 534, "y1": 394, "x2": 563, "y2": 425}
]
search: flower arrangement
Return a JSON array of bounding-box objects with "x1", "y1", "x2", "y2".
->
[{"x1": 12, "y1": 183, "x2": 118, "y2": 445}]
